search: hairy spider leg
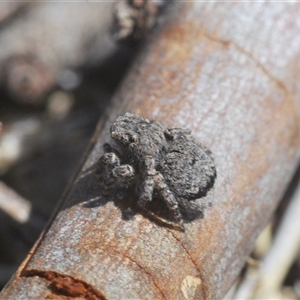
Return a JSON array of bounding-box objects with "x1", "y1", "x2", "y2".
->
[
  {"x1": 164, "y1": 127, "x2": 191, "y2": 140},
  {"x1": 154, "y1": 172, "x2": 185, "y2": 231},
  {"x1": 96, "y1": 152, "x2": 135, "y2": 198},
  {"x1": 137, "y1": 156, "x2": 156, "y2": 207},
  {"x1": 96, "y1": 152, "x2": 120, "y2": 176}
]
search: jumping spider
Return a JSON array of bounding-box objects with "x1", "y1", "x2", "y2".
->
[{"x1": 96, "y1": 113, "x2": 216, "y2": 231}]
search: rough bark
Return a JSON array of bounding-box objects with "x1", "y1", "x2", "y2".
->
[{"x1": 2, "y1": 2, "x2": 300, "y2": 299}]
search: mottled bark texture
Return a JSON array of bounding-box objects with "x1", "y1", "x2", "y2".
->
[{"x1": 2, "y1": 2, "x2": 300, "y2": 299}]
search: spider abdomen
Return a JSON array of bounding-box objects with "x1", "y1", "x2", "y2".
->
[{"x1": 158, "y1": 136, "x2": 216, "y2": 200}]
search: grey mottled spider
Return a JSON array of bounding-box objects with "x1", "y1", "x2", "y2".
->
[{"x1": 96, "y1": 113, "x2": 216, "y2": 231}]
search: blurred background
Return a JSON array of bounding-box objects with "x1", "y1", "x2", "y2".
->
[{"x1": 0, "y1": 1, "x2": 138, "y2": 289}]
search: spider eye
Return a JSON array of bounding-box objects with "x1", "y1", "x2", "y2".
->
[{"x1": 129, "y1": 135, "x2": 138, "y2": 143}]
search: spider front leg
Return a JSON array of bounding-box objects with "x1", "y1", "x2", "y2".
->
[
  {"x1": 136, "y1": 157, "x2": 185, "y2": 231},
  {"x1": 96, "y1": 151, "x2": 135, "y2": 198},
  {"x1": 96, "y1": 152, "x2": 120, "y2": 182}
]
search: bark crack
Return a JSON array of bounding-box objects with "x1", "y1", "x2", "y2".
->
[
  {"x1": 166, "y1": 228, "x2": 207, "y2": 299},
  {"x1": 200, "y1": 29, "x2": 300, "y2": 139},
  {"x1": 201, "y1": 30, "x2": 292, "y2": 99},
  {"x1": 110, "y1": 248, "x2": 167, "y2": 300},
  {"x1": 22, "y1": 269, "x2": 107, "y2": 300}
]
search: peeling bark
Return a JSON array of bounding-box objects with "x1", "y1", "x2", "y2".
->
[
  {"x1": 23, "y1": 270, "x2": 107, "y2": 300},
  {"x1": 2, "y1": 2, "x2": 300, "y2": 299}
]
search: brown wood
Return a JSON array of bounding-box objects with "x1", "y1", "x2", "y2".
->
[{"x1": 2, "y1": 2, "x2": 300, "y2": 299}]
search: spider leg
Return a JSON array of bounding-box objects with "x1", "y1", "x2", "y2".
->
[
  {"x1": 154, "y1": 172, "x2": 185, "y2": 231},
  {"x1": 96, "y1": 152, "x2": 135, "y2": 198},
  {"x1": 136, "y1": 158, "x2": 184, "y2": 231},
  {"x1": 103, "y1": 143, "x2": 122, "y2": 158},
  {"x1": 96, "y1": 152, "x2": 120, "y2": 176},
  {"x1": 164, "y1": 127, "x2": 191, "y2": 140},
  {"x1": 137, "y1": 156, "x2": 156, "y2": 207},
  {"x1": 112, "y1": 164, "x2": 135, "y2": 187}
]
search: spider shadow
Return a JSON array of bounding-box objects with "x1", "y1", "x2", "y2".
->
[
  {"x1": 65, "y1": 164, "x2": 140, "y2": 221},
  {"x1": 86, "y1": 193, "x2": 206, "y2": 232},
  {"x1": 65, "y1": 164, "x2": 208, "y2": 231}
]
